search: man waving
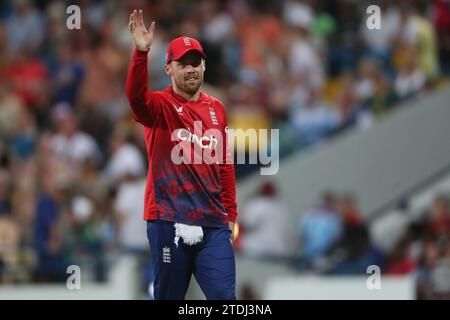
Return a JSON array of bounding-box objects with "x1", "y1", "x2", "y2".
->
[{"x1": 126, "y1": 10, "x2": 238, "y2": 300}]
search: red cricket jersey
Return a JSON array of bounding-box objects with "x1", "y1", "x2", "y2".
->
[{"x1": 126, "y1": 49, "x2": 237, "y2": 227}]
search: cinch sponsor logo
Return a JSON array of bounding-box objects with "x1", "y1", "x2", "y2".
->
[
  {"x1": 176, "y1": 127, "x2": 218, "y2": 150},
  {"x1": 170, "y1": 121, "x2": 280, "y2": 175}
]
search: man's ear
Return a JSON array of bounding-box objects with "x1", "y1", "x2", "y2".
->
[{"x1": 164, "y1": 64, "x2": 171, "y2": 76}]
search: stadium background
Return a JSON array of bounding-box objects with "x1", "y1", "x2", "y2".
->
[{"x1": 0, "y1": 0, "x2": 449, "y2": 299}]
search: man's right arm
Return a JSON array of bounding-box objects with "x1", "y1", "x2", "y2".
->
[
  {"x1": 125, "y1": 48, "x2": 162, "y2": 126},
  {"x1": 126, "y1": 10, "x2": 160, "y2": 127}
]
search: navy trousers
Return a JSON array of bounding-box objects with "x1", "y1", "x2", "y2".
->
[{"x1": 147, "y1": 220, "x2": 236, "y2": 300}]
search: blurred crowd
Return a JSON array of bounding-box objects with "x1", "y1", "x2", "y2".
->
[
  {"x1": 237, "y1": 182, "x2": 450, "y2": 299},
  {"x1": 0, "y1": 0, "x2": 449, "y2": 300}
]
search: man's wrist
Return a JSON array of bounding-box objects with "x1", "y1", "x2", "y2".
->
[
  {"x1": 134, "y1": 47, "x2": 150, "y2": 59},
  {"x1": 136, "y1": 46, "x2": 150, "y2": 52}
]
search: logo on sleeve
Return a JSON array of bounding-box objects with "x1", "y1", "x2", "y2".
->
[{"x1": 209, "y1": 107, "x2": 219, "y2": 125}]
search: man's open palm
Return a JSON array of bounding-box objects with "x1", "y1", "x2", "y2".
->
[{"x1": 129, "y1": 10, "x2": 155, "y2": 51}]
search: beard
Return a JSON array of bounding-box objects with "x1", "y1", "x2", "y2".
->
[{"x1": 174, "y1": 73, "x2": 203, "y2": 95}]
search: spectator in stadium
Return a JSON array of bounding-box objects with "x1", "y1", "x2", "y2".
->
[
  {"x1": 0, "y1": 79, "x2": 25, "y2": 140},
  {"x1": 432, "y1": 0, "x2": 450, "y2": 75},
  {"x1": 354, "y1": 58, "x2": 381, "y2": 102},
  {"x1": 0, "y1": 169, "x2": 11, "y2": 215},
  {"x1": 239, "y1": 181, "x2": 292, "y2": 260},
  {"x1": 50, "y1": 102, "x2": 102, "y2": 175},
  {"x1": 327, "y1": 223, "x2": 384, "y2": 275},
  {"x1": 359, "y1": 1, "x2": 400, "y2": 75},
  {"x1": 394, "y1": 46, "x2": 427, "y2": 100},
  {"x1": 104, "y1": 127, "x2": 145, "y2": 187},
  {"x1": 331, "y1": 72, "x2": 367, "y2": 134},
  {"x1": 325, "y1": 194, "x2": 383, "y2": 275},
  {"x1": 385, "y1": 235, "x2": 417, "y2": 276},
  {"x1": 295, "y1": 191, "x2": 343, "y2": 270},
  {"x1": 429, "y1": 237, "x2": 450, "y2": 299},
  {"x1": 0, "y1": 211, "x2": 20, "y2": 282},
  {"x1": 396, "y1": 3, "x2": 439, "y2": 81},
  {"x1": 114, "y1": 174, "x2": 152, "y2": 297},
  {"x1": 50, "y1": 42, "x2": 85, "y2": 106},
  {"x1": 290, "y1": 87, "x2": 340, "y2": 148},
  {"x1": 340, "y1": 193, "x2": 363, "y2": 225},
  {"x1": 5, "y1": 0, "x2": 44, "y2": 55},
  {"x1": 416, "y1": 238, "x2": 440, "y2": 299},
  {"x1": 355, "y1": 58, "x2": 397, "y2": 117},
  {"x1": 363, "y1": 68, "x2": 397, "y2": 117},
  {"x1": 284, "y1": 2, "x2": 324, "y2": 92},
  {"x1": 4, "y1": 48, "x2": 49, "y2": 113},
  {"x1": 424, "y1": 195, "x2": 450, "y2": 240},
  {"x1": 68, "y1": 195, "x2": 107, "y2": 282},
  {"x1": 33, "y1": 173, "x2": 70, "y2": 282},
  {"x1": 10, "y1": 103, "x2": 38, "y2": 161}
]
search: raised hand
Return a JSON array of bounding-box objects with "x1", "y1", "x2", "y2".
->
[{"x1": 129, "y1": 9, "x2": 155, "y2": 51}]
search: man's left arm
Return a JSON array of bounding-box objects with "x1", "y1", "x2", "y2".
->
[
  {"x1": 218, "y1": 105, "x2": 238, "y2": 235},
  {"x1": 220, "y1": 160, "x2": 237, "y2": 232}
]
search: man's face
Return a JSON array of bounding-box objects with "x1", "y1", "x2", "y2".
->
[{"x1": 166, "y1": 51, "x2": 205, "y2": 95}]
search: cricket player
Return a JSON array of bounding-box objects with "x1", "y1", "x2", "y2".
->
[{"x1": 126, "y1": 10, "x2": 238, "y2": 300}]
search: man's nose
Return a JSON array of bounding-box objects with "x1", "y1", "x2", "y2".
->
[{"x1": 186, "y1": 64, "x2": 195, "y2": 72}]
